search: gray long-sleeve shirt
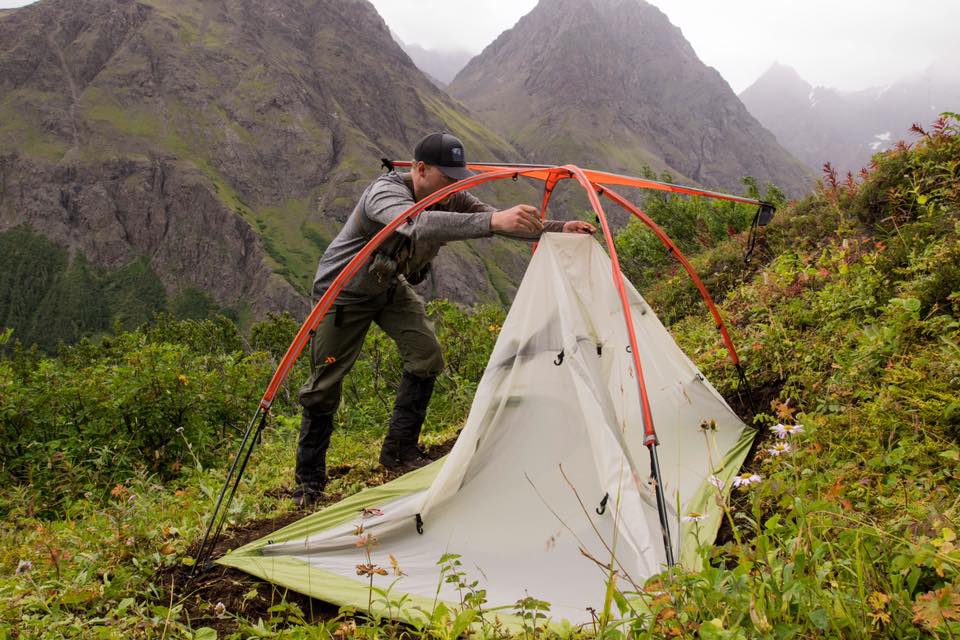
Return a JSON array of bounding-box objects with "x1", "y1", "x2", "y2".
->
[{"x1": 312, "y1": 171, "x2": 564, "y2": 302}]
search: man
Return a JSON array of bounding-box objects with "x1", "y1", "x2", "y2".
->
[{"x1": 294, "y1": 132, "x2": 594, "y2": 506}]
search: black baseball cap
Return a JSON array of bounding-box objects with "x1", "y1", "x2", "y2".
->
[{"x1": 414, "y1": 132, "x2": 473, "y2": 181}]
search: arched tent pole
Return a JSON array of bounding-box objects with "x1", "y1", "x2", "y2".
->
[
  {"x1": 191, "y1": 166, "x2": 548, "y2": 574},
  {"x1": 389, "y1": 160, "x2": 758, "y2": 373},
  {"x1": 598, "y1": 185, "x2": 742, "y2": 372},
  {"x1": 562, "y1": 164, "x2": 676, "y2": 567},
  {"x1": 392, "y1": 160, "x2": 766, "y2": 209},
  {"x1": 532, "y1": 169, "x2": 564, "y2": 254},
  {"x1": 461, "y1": 162, "x2": 765, "y2": 207},
  {"x1": 538, "y1": 168, "x2": 564, "y2": 219}
]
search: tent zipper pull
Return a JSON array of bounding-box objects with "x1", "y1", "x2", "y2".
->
[
  {"x1": 596, "y1": 493, "x2": 609, "y2": 515},
  {"x1": 553, "y1": 349, "x2": 564, "y2": 366},
  {"x1": 415, "y1": 513, "x2": 424, "y2": 535}
]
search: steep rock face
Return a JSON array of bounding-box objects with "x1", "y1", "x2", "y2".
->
[
  {"x1": 0, "y1": 155, "x2": 302, "y2": 314},
  {"x1": 448, "y1": 0, "x2": 812, "y2": 196},
  {"x1": 740, "y1": 62, "x2": 960, "y2": 174},
  {"x1": 0, "y1": 0, "x2": 533, "y2": 322}
]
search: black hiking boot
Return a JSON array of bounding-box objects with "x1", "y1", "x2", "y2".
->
[
  {"x1": 379, "y1": 372, "x2": 436, "y2": 471},
  {"x1": 292, "y1": 484, "x2": 325, "y2": 510},
  {"x1": 294, "y1": 408, "x2": 333, "y2": 504}
]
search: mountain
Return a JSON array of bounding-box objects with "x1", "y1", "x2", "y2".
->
[
  {"x1": 447, "y1": 0, "x2": 812, "y2": 197},
  {"x1": 395, "y1": 38, "x2": 473, "y2": 87},
  {"x1": 0, "y1": 0, "x2": 535, "y2": 343},
  {"x1": 740, "y1": 61, "x2": 960, "y2": 174}
]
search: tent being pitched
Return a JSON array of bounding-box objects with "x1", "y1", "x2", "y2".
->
[{"x1": 218, "y1": 233, "x2": 754, "y2": 625}]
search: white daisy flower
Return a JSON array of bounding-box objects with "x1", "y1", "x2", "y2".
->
[
  {"x1": 767, "y1": 442, "x2": 791, "y2": 456},
  {"x1": 708, "y1": 475, "x2": 725, "y2": 490},
  {"x1": 772, "y1": 423, "x2": 804, "y2": 438},
  {"x1": 732, "y1": 473, "x2": 762, "y2": 488},
  {"x1": 16, "y1": 560, "x2": 32, "y2": 575},
  {"x1": 214, "y1": 601, "x2": 227, "y2": 618},
  {"x1": 683, "y1": 511, "x2": 704, "y2": 523}
]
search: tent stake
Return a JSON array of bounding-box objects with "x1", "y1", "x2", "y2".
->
[{"x1": 648, "y1": 444, "x2": 675, "y2": 566}]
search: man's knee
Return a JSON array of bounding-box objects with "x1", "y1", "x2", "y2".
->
[
  {"x1": 404, "y1": 335, "x2": 444, "y2": 378},
  {"x1": 298, "y1": 382, "x2": 342, "y2": 416}
]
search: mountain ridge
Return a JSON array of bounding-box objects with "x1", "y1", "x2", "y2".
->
[
  {"x1": 740, "y1": 61, "x2": 960, "y2": 174},
  {"x1": 448, "y1": 0, "x2": 812, "y2": 197}
]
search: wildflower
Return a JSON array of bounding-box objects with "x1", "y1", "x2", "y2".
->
[
  {"x1": 732, "y1": 473, "x2": 762, "y2": 488},
  {"x1": 356, "y1": 563, "x2": 388, "y2": 577},
  {"x1": 708, "y1": 475, "x2": 724, "y2": 490},
  {"x1": 125, "y1": 536, "x2": 135, "y2": 547},
  {"x1": 15, "y1": 560, "x2": 32, "y2": 575},
  {"x1": 177, "y1": 374, "x2": 189, "y2": 385},
  {"x1": 214, "y1": 601, "x2": 227, "y2": 618},
  {"x1": 771, "y1": 423, "x2": 804, "y2": 438},
  {"x1": 354, "y1": 533, "x2": 377, "y2": 549},
  {"x1": 361, "y1": 507, "x2": 384, "y2": 518},
  {"x1": 388, "y1": 553, "x2": 405, "y2": 577},
  {"x1": 868, "y1": 591, "x2": 891, "y2": 627},
  {"x1": 333, "y1": 620, "x2": 357, "y2": 638},
  {"x1": 683, "y1": 512, "x2": 704, "y2": 523},
  {"x1": 767, "y1": 442, "x2": 791, "y2": 456}
]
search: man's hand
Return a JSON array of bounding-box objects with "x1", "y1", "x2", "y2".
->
[
  {"x1": 491, "y1": 205, "x2": 543, "y2": 235},
  {"x1": 562, "y1": 220, "x2": 596, "y2": 234}
]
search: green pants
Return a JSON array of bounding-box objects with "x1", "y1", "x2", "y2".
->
[{"x1": 298, "y1": 281, "x2": 445, "y2": 415}]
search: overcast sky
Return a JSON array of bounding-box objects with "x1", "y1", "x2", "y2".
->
[{"x1": 3, "y1": 0, "x2": 956, "y2": 92}]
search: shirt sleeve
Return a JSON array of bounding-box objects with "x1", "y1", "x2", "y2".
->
[
  {"x1": 364, "y1": 182, "x2": 493, "y2": 242},
  {"x1": 447, "y1": 190, "x2": 498, "y2": 214},
  {"x1": 492, "y1": 218, "x2": 568, "y2": 242}
]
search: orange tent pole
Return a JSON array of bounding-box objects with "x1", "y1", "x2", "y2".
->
[
  {"x1": 258, "y1": 166, "x2": 552, "y2": 411},
  {"x1": 392, "y1": 161, "x2": 765, "y2": 207},
  {"x1": 193, "y1": 166, "x2": 550, "y2": 573},
  {"x1": 598, "y1": 185, "x2": 741, "y2": 369},
  {"x1": 563, "y1": 164, "x2": 675, "y2": 566}
]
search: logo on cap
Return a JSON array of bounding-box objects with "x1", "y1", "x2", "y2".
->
[{"x1": 451, "y1": 147, "x2": 463, "y2": 161}]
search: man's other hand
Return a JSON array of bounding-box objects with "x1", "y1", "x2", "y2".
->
[
  {"x1": 491, "y1": 205, "x2": 543, "y2": 235},
  {"x1": 562, "y1": 220, "x2": 596, "y2": 234}
]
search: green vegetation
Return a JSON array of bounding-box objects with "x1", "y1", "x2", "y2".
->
[
  {"x1": 1, "y1": 115, "x2": 958, "y2": 637},
  {"x1": 0, "y1": 226, "x2": 238, "y2": 352}
]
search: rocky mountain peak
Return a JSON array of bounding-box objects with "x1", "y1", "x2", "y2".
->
[{"x1": 449, "y1": 0, "x2": 811, "y2": 195}]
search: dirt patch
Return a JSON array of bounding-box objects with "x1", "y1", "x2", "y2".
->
[
  {"x1": 163, "y1": 437, "x2": 460, "y2": 635},
  {"x1": 160, "y1": 510, "x2": 336, "y2": 635}
]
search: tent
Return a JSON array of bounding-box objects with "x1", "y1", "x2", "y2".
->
[{"x1": 217, "y1": 232, "x2": 755, "y2": 625}]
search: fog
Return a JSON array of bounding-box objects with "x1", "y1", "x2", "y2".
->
[{"x1": 3, "y1": 0, "x2": 955, "y2": 92}]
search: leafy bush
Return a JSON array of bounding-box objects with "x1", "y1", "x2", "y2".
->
[{"x1": 0, "y1": 317, "x2": 272, "y2": 517}]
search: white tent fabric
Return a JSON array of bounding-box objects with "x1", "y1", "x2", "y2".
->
[{"x1": 222, "y1": 233, "x2": 752, "y2": 624}]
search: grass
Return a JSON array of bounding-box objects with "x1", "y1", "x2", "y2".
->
[{"x1": 0, "y1": 93, "x2": 71, "y2": 161}]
